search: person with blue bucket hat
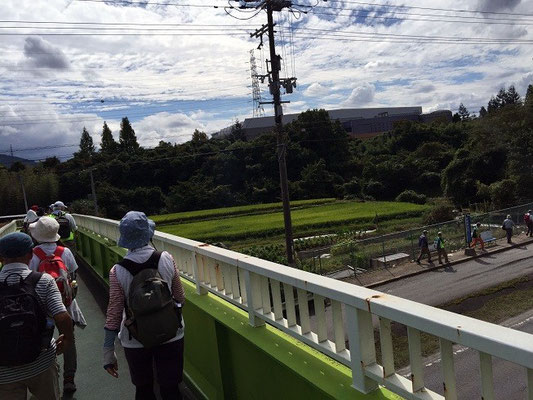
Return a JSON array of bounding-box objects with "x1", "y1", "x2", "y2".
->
[{"x1": 103, "y1": 211, "x2": 186, "y2": 400}]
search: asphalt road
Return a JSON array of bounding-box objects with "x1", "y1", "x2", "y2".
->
[
  {"x1": 375, "y1": 242, "x2": 533, "y2": 306},
  {"x1": 402, "y1": 310, "x2": 533, "y2": 399}
]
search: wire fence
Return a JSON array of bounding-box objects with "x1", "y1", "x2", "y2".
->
[{"x1": 300, "y1": 201, "x2": 533, "y2": 276}]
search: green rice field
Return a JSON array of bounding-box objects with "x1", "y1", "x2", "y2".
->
[
  {"x1": 155, "y1": 200, "x2": 430, "y2": 243},
  {"x1": 150, "y1": 198, "x2": 336, "y2": 224}
]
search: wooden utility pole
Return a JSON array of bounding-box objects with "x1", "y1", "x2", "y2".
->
[
  {"x1": 246, "y1": 0, "x2": 297, "y2": 264},
  {"x1": 266, "y1": 1, "x2": 294, "y2": 264}
]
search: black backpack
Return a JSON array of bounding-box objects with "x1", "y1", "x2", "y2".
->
[
  {"x1": 56, "y1": 213, "x2": 71, "y2": 239},
  {"x1": 118, "y1": 252, "x2": 182, "y2": 349},
  {"x1": 0, "y1": 272, "x2": 49, "y2": 366}
]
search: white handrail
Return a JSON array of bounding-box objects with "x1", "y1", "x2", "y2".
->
[
  {"x1": 0, "y1": 220, "x2": 18, "y2": 239},
  {"x1": 73, "y1": 214, "x2": 533, "y2": 399}
]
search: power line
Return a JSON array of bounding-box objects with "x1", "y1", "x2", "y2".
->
[
  {"x1": 323, "y1": 0, "x2": 533, "y2": 18},
  {"x1": 302, "y1": 7, "x2": 533, "y2": 26}
]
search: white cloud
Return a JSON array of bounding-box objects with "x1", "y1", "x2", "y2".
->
[
  {"x1": 1, "y1": 0, "x2": 533, "y2": 160},
  {"x1": 303, "y1": 83, "x2": 330, "y2": 97},
  {"x1": 342, "y1": 83, "x2": 375, "y2": 107}
]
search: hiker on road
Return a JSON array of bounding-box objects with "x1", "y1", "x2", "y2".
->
[
  {"x1": 28, "y1": 217, "x2": 87, "y2": 394},
  {"x1": 50, "y1": 201, "x2": 77, "y2": 249},
  {"x1": 0, "y1": 232, "x2": 74, "y2": 400},
  {"x1": 470, "y1": 222, "x2": 485, "y2": 251},
  {"x1": 525, "y1": 210, "x2": 533, "y2": 237},
  {"x1": 503, "y1": 215, "x2": 515, "y2": 244},
  {"x1": 416, "y1": 230, "x2": 432, "y2": 264},
  {"x1": 435, "y1": 231, "x2": 450, "y2": 264},
  {"x1": 103, "y1": 211, "x2": 186, "y2": 400}
]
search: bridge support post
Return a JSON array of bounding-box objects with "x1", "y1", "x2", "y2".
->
[
  {"x1": 192, "y1": 251, "x2": 208, "y2": 296},
  {"x1": 345, "y1": 305, "x2": 378, "y2": 393},
  {"x1": 243, "y1": 270, "x2": 265, "y2": 327}
]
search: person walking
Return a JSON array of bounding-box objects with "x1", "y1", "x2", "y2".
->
[
  {"x1": 28, "y1": 217, "x2": 87, "y2": 394},
  {"x1": 502, "y1": 215, "x2": 515, "y2": 244},
  {"x1": 435, "y1": 231, "x2": 450, "y2": 264},
  {"x1": 470, "y1": 222, "x2": 485, "y2": 251},
  {"x1": 103, "y1": 211, "x2": 185, "y2": 400},
  {"x1": 0, "y1": 232, "x2": 74, "y2": 400},
  {"x1": 50, "y1": 201, "x2": 77, "y2": 249},
  {"x1": 524, "y1": 210, "x2": 533, "y2": 237},
  {"x1": 416, "y1": 230, "x2": 432, "y2": 264}
]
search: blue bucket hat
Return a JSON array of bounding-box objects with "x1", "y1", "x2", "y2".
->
[
  {"x1": 0, "y1": 232, "x2": 34, "y2": 258},
  {"x1": 117, "y1": 211, "x2": 156, "y2": 250}
]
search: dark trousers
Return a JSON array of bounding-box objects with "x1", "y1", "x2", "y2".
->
[
  {"x1": 506, "y1": 228, "x2": 513, "y2": 243},
  {"x1": 527, "y1": 222, "x2": 533, "y2": 237},
  {"x1": 124, "y1": 338, "x2": 184, "y2": 400},
  {"x1": 417, "y1": 246, "x2": 432, "y2": 262}
]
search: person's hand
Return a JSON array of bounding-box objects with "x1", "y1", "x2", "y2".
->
[
  {"x1": 55, "y1": 334, "x2": 66, "y2": 355},
  {"x1": 103, "y1": 347, "x2": 118, "y2": 378},
  {"x1": 105, "y1": 362, "x2": 119, "y2": 378}
]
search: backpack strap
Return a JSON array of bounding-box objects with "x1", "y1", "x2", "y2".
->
[
  {"x1": 33, "y1": 248, "x2": 47, "y2": 261},
  {"x1": 54, "y1": 246, "x2": 65, "y2": 257},
  {"x1": 24, "y1": 271, "x2": 43, "y2": 288},
  {"x1": 118, "y1": 251, "x2": 162, "y2": 277}
]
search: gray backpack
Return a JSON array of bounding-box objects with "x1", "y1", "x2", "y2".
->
[{"x1": 118, "y1": 251, "x2": 182, "y2": 348}]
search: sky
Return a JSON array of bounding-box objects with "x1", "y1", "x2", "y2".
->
[{"x1": 1, "y1": 0, "x2": 532, "y2": 160}]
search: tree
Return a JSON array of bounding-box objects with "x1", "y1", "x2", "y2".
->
[
  {"x1": 487, "y1": 96, "x2": 499, "y2": 114},
  {"x1": 479, "y1": 106, "x2": 488, "y2": 118},
  {"x1": 191, "y1": 129, "x2": 208, "y2": 145},
  {"x1": 229, "y1": 120, "x2": 246, "y2": 142},
  {"x1": 100, "y1": 121, "x2": 117, "y2": 154},
  {"x1": 78, "y1": 127, "x2": 95, "y2": 158},
  {"x1": 525, "y1": 84, "x2": 533, "y2": 107},
  {"x1": 119, "y1": 117, "x2": 140, "y2": 152},
  {"x1": 457, "y1": 103, "x2": 470, "y2": 121},
  {"x1": 505, "y1": 85, "x2": 521, "y2": 105}
]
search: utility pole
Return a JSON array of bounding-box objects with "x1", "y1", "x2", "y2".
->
[
  {"x1": 245, "y1": 0, "x2": 297, "y2": 265},
  {"x1": 89, "y1": 169, "x2": 99, "y2": 215}
]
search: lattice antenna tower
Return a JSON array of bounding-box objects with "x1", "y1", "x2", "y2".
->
[{"x1": 250, "y1": 49, "x2": 265, "y2": 117}]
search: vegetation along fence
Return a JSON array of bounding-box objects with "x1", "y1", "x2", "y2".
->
[{"x1": 304, "y1": 201, "x2": 533, "y2": 275}]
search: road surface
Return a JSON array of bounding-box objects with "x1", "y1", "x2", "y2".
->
[
  {"x1": 375, "y1": 242, "x2": 533, "y2": 306},
  {"x1": 401, "y1": 310, "x2": 533, "y2": 399}
]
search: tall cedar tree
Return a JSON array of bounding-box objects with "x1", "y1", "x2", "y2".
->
[
  {"x1": 100, "y1": 121, "x2": 117, "y2": 154},
  {"x1": 479, "y1": 106, "x2": 488, "y2": 118},
  {"x1": 119, "y1": 117, "x2": 140, "y2": 152},
  {"x1": 505, "y1": 85, "x2": 521, "y2": 105},
  {"x1": 526, "y1": 84, "x2": 533, "y2": 105},
  {"x1": 78, "y1": 127, "x2": 95, "y2": 158},
  {"x1": 457, "y1": 103, "x2": 470, "y2": 121}
]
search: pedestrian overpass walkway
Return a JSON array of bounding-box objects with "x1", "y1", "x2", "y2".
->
[{"x1": 2, "y1": 216, "x2": 533, "y2": 400}]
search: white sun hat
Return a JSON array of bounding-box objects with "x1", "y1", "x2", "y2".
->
[{"x1": 29, "y1": 216, "x2": 61, "y2": 243}]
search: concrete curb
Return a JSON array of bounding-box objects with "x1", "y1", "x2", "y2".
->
[{"x1": 367, "y1": 237, "x2": 533, "y2": 289}]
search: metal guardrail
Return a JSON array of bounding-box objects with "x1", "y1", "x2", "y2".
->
[{"x1": 74, "y1": 214, "x2": 533, "y2": 400}]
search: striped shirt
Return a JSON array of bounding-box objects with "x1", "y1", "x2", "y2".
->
[
  {"x1": 0, "y1": 263, "x2": 66, "y2": 384},
  {"x1": 105, "y1": 246, "x2": 185, "y2": 348}
]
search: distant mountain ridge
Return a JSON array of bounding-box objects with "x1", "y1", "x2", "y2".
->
[{"x1": 0, "y1": 154, "x2": 36, "y2": 168}]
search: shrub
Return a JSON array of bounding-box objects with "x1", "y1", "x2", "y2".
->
[
  {"x1": 395, "y1": 190, "x2": 427, "y2": 204},
  {"x1": 423, "y1": 199, "x2": 455, "y2": 224}
]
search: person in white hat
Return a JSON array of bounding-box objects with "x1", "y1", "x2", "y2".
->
[
  {"x1": 29, "y1": 217, "x2": 86, "y2": 394},
  {"x1": 50, "y1": 201, "x2": 77, "y2": 247}
]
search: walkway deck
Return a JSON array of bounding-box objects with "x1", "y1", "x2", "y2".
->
[{"x1": 59, "y1": 271, "x2": 135, "y2": 400}]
